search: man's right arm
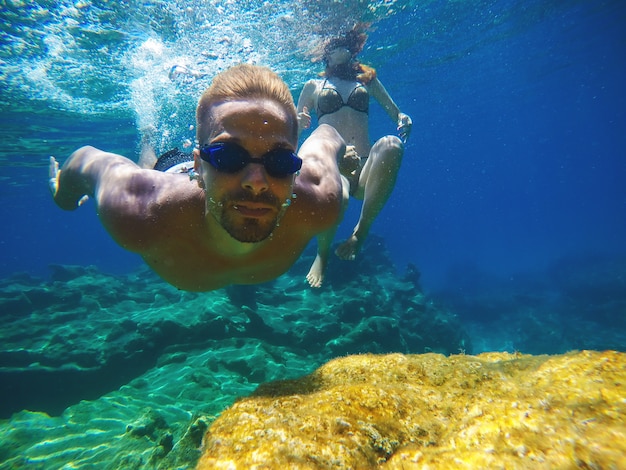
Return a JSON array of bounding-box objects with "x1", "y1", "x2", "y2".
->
[
  {"x1": 50, "y1": 146, "x2": 166, "y2": 252},
  {"x1": 51, "y1": 146, "x2": 141, "y2": 210}
]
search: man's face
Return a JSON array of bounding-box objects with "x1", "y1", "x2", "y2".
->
[{"x1": 195, "y1": 98, "x2": 298, "y2": 243}]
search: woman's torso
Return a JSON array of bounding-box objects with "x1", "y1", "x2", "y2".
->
[{"x1": 315, "y1": 77, "x2": 371, "y2": 156}]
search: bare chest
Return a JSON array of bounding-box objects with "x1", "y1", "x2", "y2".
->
[{"x1": 141, "y1": 234, "x2": 305, "y2": 291}]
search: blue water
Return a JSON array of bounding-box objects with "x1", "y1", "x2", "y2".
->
[{"x1": 1, "y1": 0, "x2": 625, "y2": 292}]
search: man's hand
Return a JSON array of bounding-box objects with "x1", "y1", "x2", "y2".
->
[
  {"x1": 397, "y1": 112, "x2": 413, "y2": 143},
  {"x1": 49, "y1": 156, "x2": 89, "y2": 206},
  {"x1": 339, "y1": 145, "x2": 361, "y2": 177},
  {"x1": 48, "y1": 156, "x2": 61, "y2": 197}
]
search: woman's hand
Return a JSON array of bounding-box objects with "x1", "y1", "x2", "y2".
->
[
  {"x1": 298, "y1": 106, "x2": 311, "y2": 131},
  {"x1": 397, "y1": 112, "x2": 413, "y2": 143}
]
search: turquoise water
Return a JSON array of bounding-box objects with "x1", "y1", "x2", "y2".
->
[
  {"x1": 1, "y1": 0, "x2": 625, "y2": 337},
  {"x1": 2, "y1": 0, "x2": 625, "y2": 290}
]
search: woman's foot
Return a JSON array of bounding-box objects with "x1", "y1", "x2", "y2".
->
[
  {"x1": 138, "y1": 125, "x2": 158, "y2": 169},
  {"x1": 335, "y1": 233, "x2": 362, "y2": 261},
  {"x1": 306, "y1": 254, "x2": 326, "y2": 288}
]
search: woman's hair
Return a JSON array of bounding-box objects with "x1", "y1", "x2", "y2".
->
[
  {"x1": 323, "y1": 26, "x2": 368, "y2": 58},
  {"x1": 322, "y1": 26, "x2": 377, "y2": 84},
  {"x1": 196, "y1": 64, "x2": 297, "y2": 142}
]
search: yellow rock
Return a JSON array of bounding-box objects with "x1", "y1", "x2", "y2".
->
[{"x1": 197, "y1": 351, "x2": 626, "y2": 469}]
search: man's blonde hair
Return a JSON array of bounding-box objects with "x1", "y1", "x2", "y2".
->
[{"x1": 196, "y1": 64, "x2": 297, "y2": 143}]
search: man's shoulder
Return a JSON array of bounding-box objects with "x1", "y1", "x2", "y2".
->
[
  {"x1": 99, "y1": 172, "x2": 204, "y2": 250},
  {"x1": 145, "y1": 173, "x2": 204, "y2": 216}
]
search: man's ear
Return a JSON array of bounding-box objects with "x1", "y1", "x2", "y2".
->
[
  {"x1": 192, "y1": 148, "x2": 206, "y2": 189},
  {"x1": 193, "y1": 148, "x2": 201, "y2": 173}
]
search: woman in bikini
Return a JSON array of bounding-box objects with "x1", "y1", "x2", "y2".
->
[{"x1": 297, "y1": 27, "x2": 413, "y2": 286}]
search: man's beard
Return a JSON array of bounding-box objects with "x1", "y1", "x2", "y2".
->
[
  {"x1": 211, "y1": 190, "x2": 283, "y2": 243},
  {"x1": 222, "y1": 211, "x2": 277, "y2": 243}
]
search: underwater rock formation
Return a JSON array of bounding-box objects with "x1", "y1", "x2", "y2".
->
[
  {"x1": 2, "y1": 239, "x2": 625, "y2": 469},
  {"x1": 0, "y1": 237, "x2": 468, "y2": 418},
  {"x1": 432, "y1": 254, "x2": 626, "y2": 354},
  {"x1": 197, "y1": 350, "x2": 626, "y2": 469}
]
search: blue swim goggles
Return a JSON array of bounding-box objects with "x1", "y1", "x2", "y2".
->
[{"x1": 200, "y1": 142, "x2": 302, "y2": 178}]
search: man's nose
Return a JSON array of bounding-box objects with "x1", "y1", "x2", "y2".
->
[{"x1": 241, "y1": 163, "x2": 269, "y2": 195}]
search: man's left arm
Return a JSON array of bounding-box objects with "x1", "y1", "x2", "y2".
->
[{"x1": 292, "y1": 124, "x2": 347, "y2": 231}]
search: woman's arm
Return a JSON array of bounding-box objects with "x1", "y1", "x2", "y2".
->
[
  {"x1": 368, "y1": 77, "x2": 413, "y2": 142},
  {"x1": 296, "y1": 79, "x2": 318, "y2": 136}
]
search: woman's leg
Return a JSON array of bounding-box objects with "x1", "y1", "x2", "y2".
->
[
  {"x1": 335, "y1": 135, "x2": 404, "y2": 260},
  {"x1": 138, "y1": 126, "x2": 158, "y2": 169},
  {"x1": 307, "y1": 175, "x2": 350, "y2": 287}
]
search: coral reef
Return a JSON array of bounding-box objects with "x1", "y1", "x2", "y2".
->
[
  {"x1": 0, "y1": 237, "x2": 468, "y2": 419},
  {"x1": 1, "y1": 241, "x2": 625, "y2": 468},
  {"x1": 198, "y1": 350, "x2": 626, "y2": 469},
  {"x1": 0, "y1": 239, "x2": 471, "y2": 469},
  {"x1": 433, "y1": 254, "x2": 626, "y2": 354}
]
